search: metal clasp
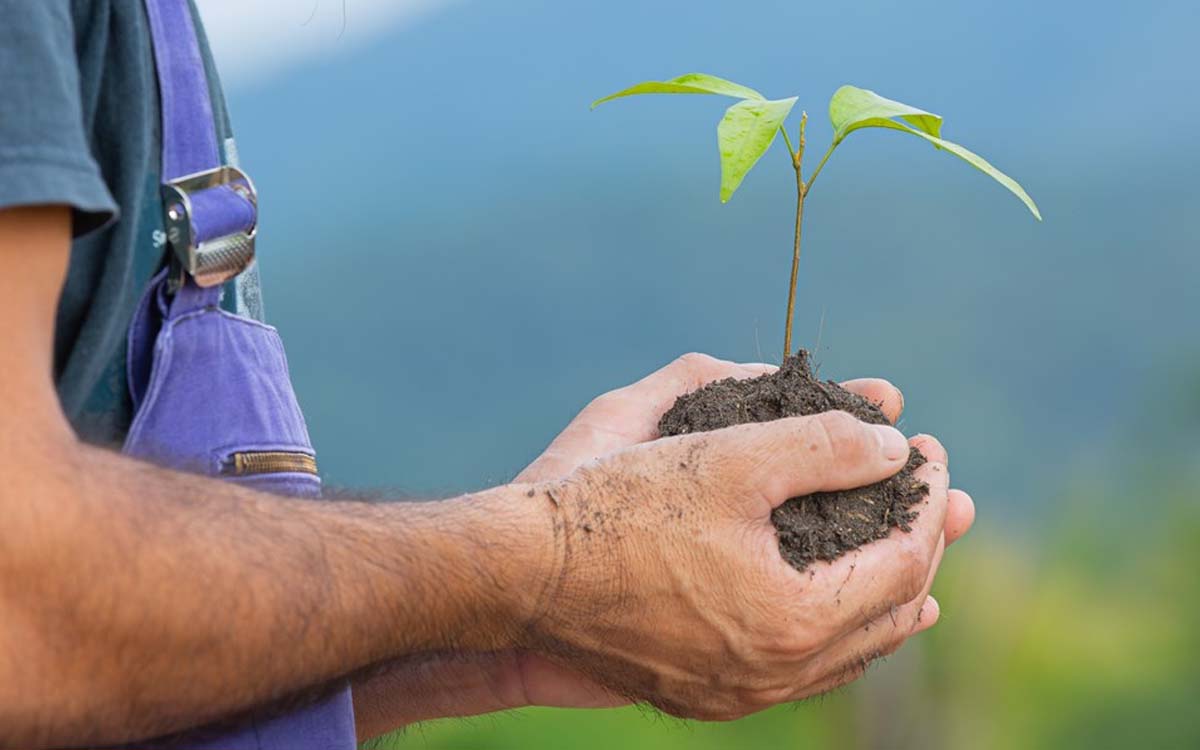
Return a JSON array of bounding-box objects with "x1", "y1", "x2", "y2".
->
[{"x1": 162, "y1": 166, "x2": 258, "y2": 289}]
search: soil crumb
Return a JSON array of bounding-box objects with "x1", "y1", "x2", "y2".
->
[{"x1": 657, "y1": 350, "x2": 928, "y2": 571}]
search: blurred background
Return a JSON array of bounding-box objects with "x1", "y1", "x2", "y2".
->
[{"x1": 198, "y1": 0, "x2": 1199, "y2": 746}]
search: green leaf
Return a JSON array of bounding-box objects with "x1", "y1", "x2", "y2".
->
[
  {"x1": 717, "y1": 97, "x2": 797, "y2": 203},
  {"x1": 828, "y1": 85, "x2": 1041, "y2": 220},
  {"x1": 906, "y1": 130, "x2": 1041, "y2": 220},
  {"x1": 829, "y1": 85, "x2": 943, "y2": 141},
  {"x1": 592, "y1": 73, "x2": 764, "y2": 109}
]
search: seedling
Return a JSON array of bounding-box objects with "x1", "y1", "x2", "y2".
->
[{"x1": 593, "y1": 74, "x2": 1040, "y2": 359}]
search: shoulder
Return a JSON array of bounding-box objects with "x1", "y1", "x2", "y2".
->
[{"x1": 0, "y1": 0, "x2": 119, "y2": 236}]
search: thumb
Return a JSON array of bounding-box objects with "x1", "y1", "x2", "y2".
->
[{"x1": 698, "y1": 411, "x2": 911, "y2": 514}]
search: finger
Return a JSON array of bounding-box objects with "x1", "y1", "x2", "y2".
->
[
  {"x1": 517, "y1": 353, "x2": 764, "y2": 482},
  {"x1": 945, "y1": 489, "x2": 975, "y2": 546},
  {"x1": 910, "y1": 433, "x2": 947, "y2": 465},
  {"x1": 840, "y1": 378, "x2": 904, "y2": 424},
  {"x1": 694, "y1": 411, "x2": 911, "y2": 514},
  {"x1": 801, "y1": 533, "x2": 944, "y2": 692},
  {"x1": 907, "y1": 435, "x2": 973, "y2": 546},
  {"x1": 792, "y1": 454, "x2": 950, "y2": 637},
  {"x1": 811, "y1": 535, "x2": 940, "y2": 676},
  {"x1": 600, "y1": 353, "x2": 772, "y2": 443},
  {"x1": 799, "y1": 595, "x2": 941, "y2": 701},
  {"x1": 738, "y1": 362, "x2": 778, "y2": 377},
  {"x1": 628, "y1": 352, "x2": 764, "y2": 402},
  {"x1": 912, "y1": 595, "x2": 941, "y2": 635},
  {"x1": 907, "y1": 436, "x2": 974, "y2": 540}
]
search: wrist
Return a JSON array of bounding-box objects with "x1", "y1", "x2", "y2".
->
[{"x1": 428, "y1": 482, "x2": 563, "y2": 652}]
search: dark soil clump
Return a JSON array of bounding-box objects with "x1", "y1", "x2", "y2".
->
[{"x1": 657, "y1": 351, "x2": 928, "y2": 571}]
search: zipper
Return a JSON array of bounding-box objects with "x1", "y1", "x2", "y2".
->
[{"x1": 225, "y1": 450, "x2": 318, "y2": 477}]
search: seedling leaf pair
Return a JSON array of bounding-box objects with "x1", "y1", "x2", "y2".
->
[
  {"x1": 593, "y1": 74, "x2": 795, "y2": 202},
  {"x1": 593, "y1": 74, "x2": 1040, "y2": 219}
]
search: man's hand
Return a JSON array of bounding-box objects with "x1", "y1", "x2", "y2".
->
[
  {"x1": 527, "y1": 411, "x2": 954, "y2": 719},
  {"x1": 514, "y1": 353, "x2": 973, "y2": 720}
]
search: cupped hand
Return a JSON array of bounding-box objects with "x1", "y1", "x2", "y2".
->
[{"x1": 523, "y1": 396, "x2": 969, "y2": 719}]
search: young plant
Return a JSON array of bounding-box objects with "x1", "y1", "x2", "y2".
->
[{"x1": 592, "y1": 74, "x2": 1041, "y2": 359}]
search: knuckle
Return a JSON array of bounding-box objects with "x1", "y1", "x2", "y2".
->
[
  {"x1": 674, "y1": 352, "x2": 717, "y2": 372},
  {"x1": 775, "y1": 626, "x2": 824, "y2": 661},
  {"x1": 811, "y1": 411, "x2": 868, "y2": 462},
  {"x1": 740, "y1": 684, "x2": 794, "y2": 710},
  {"x1": 584, "y1": 389, "x2": 619, "y2": 414}
]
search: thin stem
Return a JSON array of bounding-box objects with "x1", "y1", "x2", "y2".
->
[
  {"x1": 802, "y1": 141, "x2": 838, "y2": 196},
  {"x1": 778, "y1": 125, "x2": 796, "y2": 159},
  {"x1": 782, "y1": 113, "x2": 808, "y2": 361},
  {"x1": 782, "y1": 170, "x2": 805, "y2": 359}
]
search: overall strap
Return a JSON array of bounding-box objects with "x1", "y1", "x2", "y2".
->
[
  {"x1": 144, "y1": 0, "x2": 257, "y2": 314},
  {"x1": 143, "y1": 0, "x2": 220, "y2": 179}
]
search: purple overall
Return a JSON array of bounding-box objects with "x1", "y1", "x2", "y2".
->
[{"x1": 120, "y1": 0, "x2": 357, "y2": 746}]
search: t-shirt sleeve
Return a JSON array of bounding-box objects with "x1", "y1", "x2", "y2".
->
[{"x1": 0, "y1": 0, "x2": 118, "y2": 236}]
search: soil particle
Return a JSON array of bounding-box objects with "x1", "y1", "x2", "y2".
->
[{"x1": 657, "y1": 350, "x2": 929, "y2": 571}]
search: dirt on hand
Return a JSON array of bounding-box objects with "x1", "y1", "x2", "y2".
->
[{"x1": 657, "y1": 350, "x2": 929, "y2": 571}]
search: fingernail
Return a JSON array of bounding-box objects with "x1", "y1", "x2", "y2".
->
[
  {"x1": 917, "y1": 596, "x2": 940, "y2": 628},
  {"x1": 873, "y1": 424, "x2": 909, "y2": 461}
]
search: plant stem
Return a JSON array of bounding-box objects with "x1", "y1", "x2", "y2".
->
[
  {"x1": 778, "y1": 125, "x2": 796, "y2": 159},
  {"x1": 782, "y1": 113, "x2": 808, "y2": 361},
  {"x1": 803, "y1": 141, "x2": 838, "y2": 196}
]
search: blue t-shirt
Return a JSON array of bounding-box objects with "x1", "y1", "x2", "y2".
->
[{"x1": 0, "y1": 0, "x2": 257, "y2": 446}]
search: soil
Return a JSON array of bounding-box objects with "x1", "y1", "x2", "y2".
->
[{"x1": 657, "y1": 350, "x2": 928, "y2": 571}]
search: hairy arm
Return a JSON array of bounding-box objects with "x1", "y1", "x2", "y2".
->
[{"x1": 0, "y1": 206, "x2": 555, "y2": 747}]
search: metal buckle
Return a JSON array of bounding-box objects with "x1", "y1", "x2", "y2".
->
[{"x1": 162, "y1": 166, "x2": 258, "y2": 289}]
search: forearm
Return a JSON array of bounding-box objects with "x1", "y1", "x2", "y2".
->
[{"x1": 0, "y1": 435, "x2": 553, "y2": 747}]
